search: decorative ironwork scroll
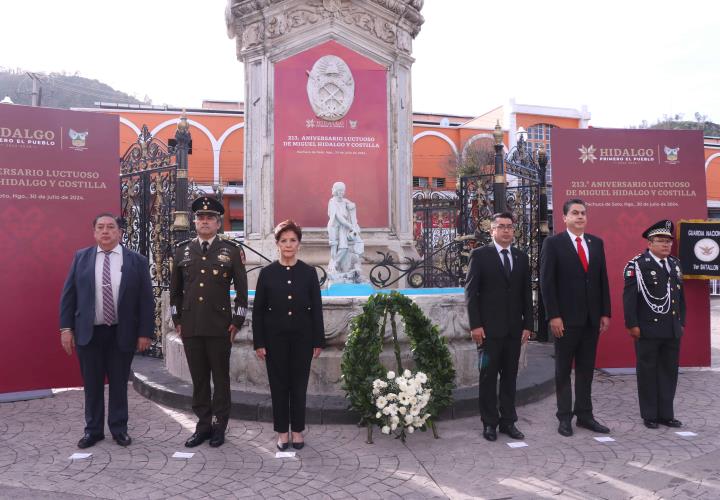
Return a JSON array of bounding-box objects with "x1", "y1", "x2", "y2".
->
[{"x1": 120, "y1": 126, "x2": 178, "y2": 358}]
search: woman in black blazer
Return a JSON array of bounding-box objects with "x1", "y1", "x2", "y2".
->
[{"x1": 253, "y1": 220, "x2": 325, "y2": 450}]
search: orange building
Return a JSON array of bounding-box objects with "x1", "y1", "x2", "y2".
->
[
  {"x1": 79, "y1": 99, "x2": 718, "y2": 231},
  {"x1": 78, "y1": 101, "x2": 247, "y2": 231}
]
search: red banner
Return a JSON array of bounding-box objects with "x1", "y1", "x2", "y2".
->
[
  {"x1": 552, "y1": 129, "x2": 709, "y2": 368},
  {"x1": 274, "y1": 40, "x2": 388, "y2": 228},
  {"x1": 0, "y1": 105, "x2": 119, "y2": 392}
]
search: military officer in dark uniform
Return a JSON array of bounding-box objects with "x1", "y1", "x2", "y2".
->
[
  {"x1": 170, "y1": 196, "x2": 248, "y2": 447},
  {"x1": 623, "y1": 220, "x2": 685, "y2": 429}
]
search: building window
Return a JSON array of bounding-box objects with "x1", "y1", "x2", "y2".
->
[
  {"x1": 431, "y1": 178, "x2": 446, "y2": 188},
  {"x1": 413, "y1": 176, "x2": 429, "y2": 188},
  {"x1": 231, "y1": 220, "x2": 244, "y2": 232},
  {"x1": 526, "y1": 123, "x2": 556, "y2": 185}
]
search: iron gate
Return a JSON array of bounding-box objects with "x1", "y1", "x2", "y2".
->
[
  {"x1": 120, "y1": 126, "x2": 178, "y2": 358},
  {"x1": 411, "y1": 191, "x2": 463, "y2": 287},
  {"x1": 457, "y1": 138, "x2": 545, "y2": 332}
]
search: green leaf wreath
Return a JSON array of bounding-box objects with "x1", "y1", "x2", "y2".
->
[{"x1": 340, "y1": 291, "x2": 456, "y2": 443}]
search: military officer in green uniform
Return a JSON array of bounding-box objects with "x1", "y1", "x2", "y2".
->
[
  {"x1": 170, "y1": 196, "x2": 248, "y2": 447},
  {"x1": 623, "y1": 220, "x2": 685, "y2": 429}
]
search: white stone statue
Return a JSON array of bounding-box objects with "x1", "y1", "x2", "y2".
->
[{"x1": 327, "y1": 181, "x2": 364, "y2": 284}]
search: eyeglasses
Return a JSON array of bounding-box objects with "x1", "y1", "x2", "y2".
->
[{"x1": 492, "y1": 224, "x2": 514, "y2": 231}]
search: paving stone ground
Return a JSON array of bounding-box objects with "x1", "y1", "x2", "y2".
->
[{"x1": 2, "y1": 301, "x2": 720, "y2": 499}]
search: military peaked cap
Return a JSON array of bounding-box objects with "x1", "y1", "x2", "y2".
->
[{"x1": 192, "y1": 196, "x2": 224, "y2": 216}]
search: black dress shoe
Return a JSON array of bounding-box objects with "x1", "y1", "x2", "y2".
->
[
  {"x1": 209, "y1": 428, "x2": 225, "y2": 448},
  {"x1": 292, "y1": 441, "x2": 305, "y2": 450},
  {"x1": 643, "y1": 419, "x2": 659, "y2": 429},
  {"x1": 576, "y1": 418, "x2": 610, "y2": 434},
  {"x1": 558, "y1": 420, "x2": 573, "y2": 437},
  {"x1": 112, "y1": 432, "x2": 132, "y2": 446},
  {"x1": 276, "y1": 441, "x2": 289, "y2": 451},
  {"x1": 185, "y1": 431, "x2": 211, "y2": 448},
  {"x1": 499, "y1": 423, "x2": 525, "y2": 440},
  {"x1": 482, "y1": 425, "x2": 497, "y2": 442},
  {"x1": 77, "y1": 433, "x2": 104, "y2": 449},
  {"x1": 658, "y1": 418, "x2": 682, "y2": 428}
]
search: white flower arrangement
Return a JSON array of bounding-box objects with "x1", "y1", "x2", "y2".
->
[{"x1": 372, "y1": 369, "x2": 431, "y2": 441}]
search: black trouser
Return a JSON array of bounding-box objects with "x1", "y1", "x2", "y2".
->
[
  {"x1": 183, "y1": 336, "x2": 232, "y2": 433},
  {"x1": 478, "y1": 335, "x2": 522, "y2": 427},
  {"x1": 265, "y1": 332, "x2": 313, "y2": 433},
  {"x1": 554, "y1": 322, "x2": 599, "y2": 421},
  {"x1": 635, "y1": 337, "x2": 680, "y2": 421},
  {"x1": 76, "y1": 325, "x2": 134, "y2": 437}
]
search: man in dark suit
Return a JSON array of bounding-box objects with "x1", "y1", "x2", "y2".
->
[
  {"x1": 540, "y1": 199, "x2": 611, "y2": 437},
  {"x1": 59, "y1": 214, "x2": 154, "y2": 449},
  {"x1": 465, "y1": 212, "x2": 533, "y2": 441},
  {"x1": 623, "y1": 220, "x2": 685, "y2": 429},
  {"x1": 170, "y1": 197, "x2": 248, "y2": 448}
]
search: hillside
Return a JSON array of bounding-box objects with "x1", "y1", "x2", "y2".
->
[{"x1": 0, "y1": 69, "x2": 145, "y2": 108}]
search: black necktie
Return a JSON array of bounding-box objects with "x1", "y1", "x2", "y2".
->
[
  {"x1": 202, "y1": 241, "x2": 209, "y2": 254},
  {"x1": 659, "y1": 259, "x2": 668, "y2": 275},
  {"x1": 501, "y1": 249, "x2": 511, "y2": 279}
]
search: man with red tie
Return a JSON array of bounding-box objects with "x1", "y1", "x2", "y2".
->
[{"x1": 540, "y1": 199, "x2": 612, "y2": 437}]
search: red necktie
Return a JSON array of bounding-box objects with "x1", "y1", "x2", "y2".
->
[{"x1": 576, "y1": 236, "x2": 588, "y2": 272}]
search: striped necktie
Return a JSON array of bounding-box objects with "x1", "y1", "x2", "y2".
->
[{"x1": 102, "y1": 251, "x2": 116, "y2": 325}]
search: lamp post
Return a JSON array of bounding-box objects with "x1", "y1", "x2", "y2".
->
[
  {"x1": 171, "y1": 111, "x2": 191, "y2": 243},
  {"x1": 536, "y1": 143, "x2": 549, "y2": 341},
  {"x1": 213, "y1": 181, "x2": 225, "y2": 233},
  {"x1": 492, "y1": 120, "x2": 506, "y2": 214}
]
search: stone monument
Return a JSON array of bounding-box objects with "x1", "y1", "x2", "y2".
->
[
  {"x1": 161, "y1": 2, "x2": 482, "y2": 402},
  {"x1": 327, "y1": 181, "x2": 365, "y2": 284},
  {"x1": 225, "y1": 0, "x2": 425, "y2": 288}
]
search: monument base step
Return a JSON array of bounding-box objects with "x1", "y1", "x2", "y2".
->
[{"x1": 131, "y1": 342, "x2": 555, "y2": 425}]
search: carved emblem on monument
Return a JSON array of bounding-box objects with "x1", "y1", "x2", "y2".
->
[{"x1": 306, "y1": 55, "x2": 354, "y2": 121}]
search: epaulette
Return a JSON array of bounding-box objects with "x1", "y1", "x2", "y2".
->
[
  {"x1": 219, "y1": 234, "x2": 241, "y2": 247},
  {"x1": 174, "y1": 238, "x2": 191, "y2": 248}
]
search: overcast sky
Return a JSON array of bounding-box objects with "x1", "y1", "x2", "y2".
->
[{"x1": 1, "y1": 0, "x2": 718, "y2": 128}]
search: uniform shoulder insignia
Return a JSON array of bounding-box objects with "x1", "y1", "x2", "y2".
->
[
  {"x1": 623, "y1": 260, "x2": 636, "y2": 278},
  {"x1": 174, "y1": 238, "x2": 191, "y2": 248},
  {"x1": 624, "y1": 254, "x2": 642, "y2": 278},
  {"x1": 219, "y1": 234, "x2": 240, "y2": 247}
]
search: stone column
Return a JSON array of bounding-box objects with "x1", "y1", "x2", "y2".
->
[{"x1": 226, "y1": 0, "x2": 425, "y2": 287}]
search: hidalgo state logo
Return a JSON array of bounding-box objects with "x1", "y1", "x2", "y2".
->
[
  {"x1": 664, "y1": 146, "x2": 679, "y2": 162},
  {"x1": 68, "y1": 128, "x2": 89, "y2": 150},
  {"x1": 306, "y1": 55, "x2": 355, "y2": 122}
]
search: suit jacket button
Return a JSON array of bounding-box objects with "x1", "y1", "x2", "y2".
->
[
  {"x1": 201, "y1": 269, "x2": 206, "y2": 274},
  {"x1": 199, "y1": 297, "x2": 204, "y2": 302},
  {"x1": 654, "y1": 318, "x2": 658, "y2": 322},
  {"x1": 200, "y1": 283, "x2": 204, "y2": 287},
  {"x1": 288, "y1": 311, "x2": 292, "y2": 316},
  {"x1": 288, "y1": 295, "x2": 292, "y2": 300}
]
